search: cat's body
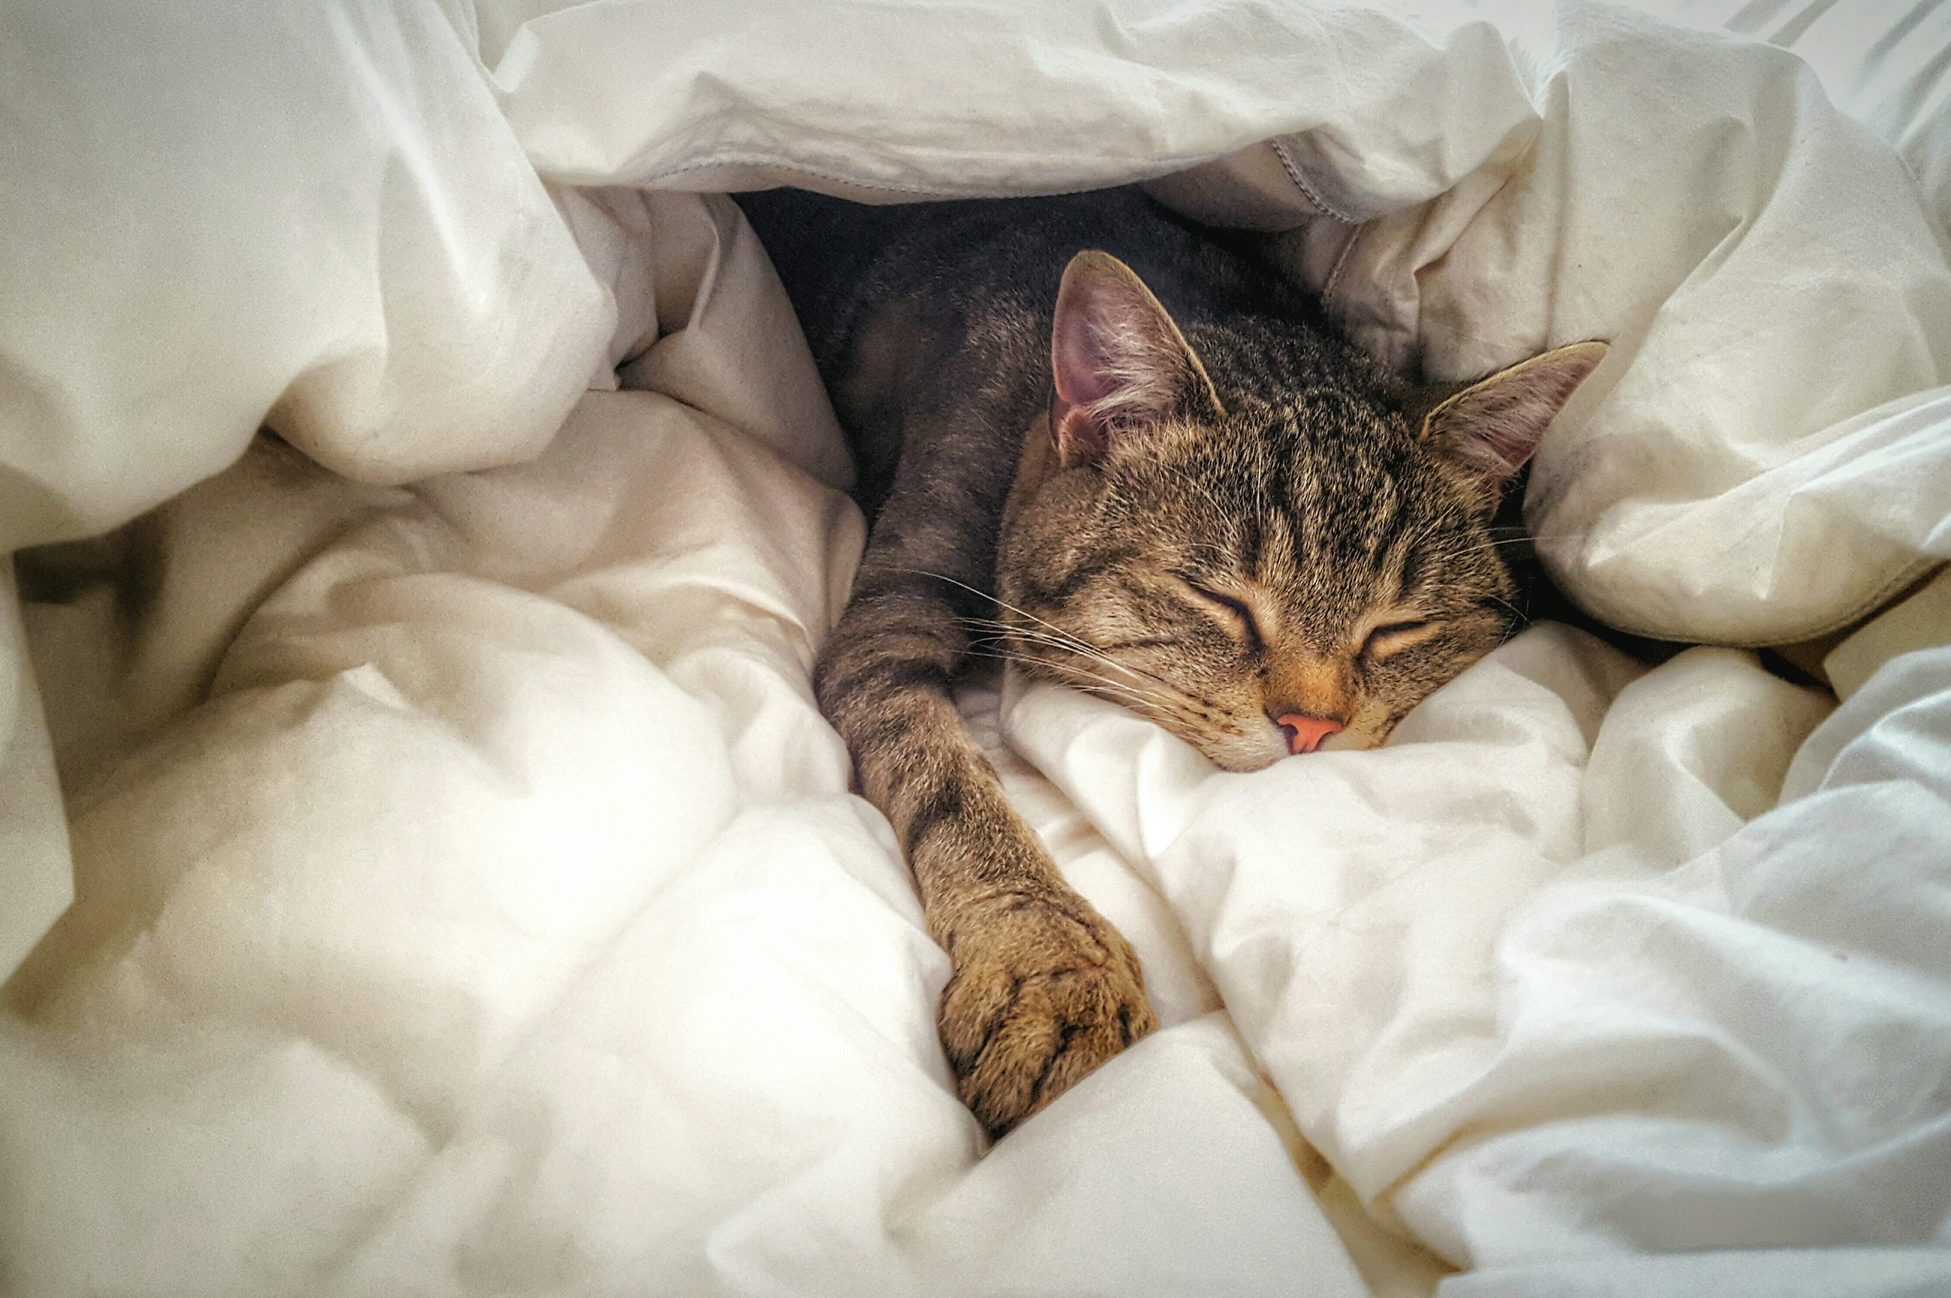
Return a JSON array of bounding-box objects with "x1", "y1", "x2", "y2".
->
[
  {"x1": 737, "y1": 187, "x2": 1602, "y2": 1135},
  {"x1": 745, "y1": 190, "x2": 1343, "y2": 521}
]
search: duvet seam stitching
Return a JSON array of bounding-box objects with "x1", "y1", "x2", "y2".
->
[
  {"x1": 1271, "y1": 137, "x2": 1359, "y2": 225},
  {"x1": 1321, "y1": 223, "x2": 1364, "y2": 312}
]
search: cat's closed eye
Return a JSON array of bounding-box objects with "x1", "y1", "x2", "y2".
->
[
  {"x1": 1360, "y1": 619, "x2": 1438, "y2": 663},
  {"x1": 1178, "y1": 577, "x2": 1266, "y2": 654}
]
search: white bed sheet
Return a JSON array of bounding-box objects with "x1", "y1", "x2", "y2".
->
[{"x1": 3, "y1": 242, "x2": 1382, "y2": 1295}]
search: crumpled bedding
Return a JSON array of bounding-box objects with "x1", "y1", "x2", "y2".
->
[{"x1": 4, "y1": 1, "x2": 1950, "y2": 1295}]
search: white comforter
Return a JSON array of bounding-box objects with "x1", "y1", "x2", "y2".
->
[{"x1": 4, "y1": 1, "x2": 1950, "y2": 1295}]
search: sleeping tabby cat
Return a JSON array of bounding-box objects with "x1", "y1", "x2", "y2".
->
[{"x1": 736, "y1": 187, "x2": 1604, "y2": 1136}]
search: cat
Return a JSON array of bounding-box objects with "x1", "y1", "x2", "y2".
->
[{"x1": 735, "y1": 186, "x2": 1604, "y2": 1136}]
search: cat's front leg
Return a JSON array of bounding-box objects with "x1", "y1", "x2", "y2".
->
[{"x1": 817, "y1": 566, "x2": 1156, "y2": 1136}]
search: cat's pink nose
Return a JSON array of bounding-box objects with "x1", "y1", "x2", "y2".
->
[{"x1": 1276, "y1": 713, "x2": 1344, "y2": 755}]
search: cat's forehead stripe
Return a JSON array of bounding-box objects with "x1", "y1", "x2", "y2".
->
[
  {"x1": 1236, "y1": 493, "x2": 1265, "y2": 579},
  {"x1": 1367, "y1": 475, "x2": 1401, "y2": 537},
  {"x1": 1258, "y1": 506, "x2": 1291, "y2": 583}
]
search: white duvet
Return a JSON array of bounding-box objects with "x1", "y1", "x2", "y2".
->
[{"x1": 4, "y1": 1, "x2": 1950, "y2": 1295}]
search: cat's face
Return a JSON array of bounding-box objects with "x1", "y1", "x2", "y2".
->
[
  {"x1": 999, "y1": 402, "x2": 1522, "y2": 770},
  {"x1": 994, "y1": 251, "x2": 1604, "y2": 772}
]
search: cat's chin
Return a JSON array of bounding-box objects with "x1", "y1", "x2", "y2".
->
[
  {"x1": 1209, "y1": 752, "x2": 1285, "y2": 774},
  {"x1": 1198, "y1": 725, "x2": 1388, "y2": 772},
  {"x1": 1197, "y1": 733, "x2": 1293, "y2": 773}
]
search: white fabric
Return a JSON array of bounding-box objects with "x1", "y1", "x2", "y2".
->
[
  {"x1": 3, "y1": 221, "x2": 1373, "y2": 1295},
  {"x1": 0, "y1": 0, "x2": 612, "y2": 542},
  {"x1": 473, "y1": 0, "x2": 1951, "y2": 644},
  {"x1": 4, "y1": 0, "x2": 1951, "y2": 1295},
  {"x1": 0, "y1": 563, "x2": 70, "y2": 969}
]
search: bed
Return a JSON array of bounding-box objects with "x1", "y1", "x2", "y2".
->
[{"x1": 3, "y1": 0, "x2": 1949, "y2": 1294}]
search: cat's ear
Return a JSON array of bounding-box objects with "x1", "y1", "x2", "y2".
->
[
  {"x1": 1420, "y1": 341, "x2": 1608, "y2": 503},
  {"x1": 1050, "y1": 251, "x2": 1219, "y2": 467}
]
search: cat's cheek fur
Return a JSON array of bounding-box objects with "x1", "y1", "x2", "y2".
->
[
  {"x1": 1330, "y1": 702, "x2": 1397, "y2": 752},
  {"x1": 997, "y1": 423, "x2": 1117, "y2": 612}
]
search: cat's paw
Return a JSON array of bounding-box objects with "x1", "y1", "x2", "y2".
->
[{"x1": 937, "y1": 889, "x2": 1157, "y2": 1137}]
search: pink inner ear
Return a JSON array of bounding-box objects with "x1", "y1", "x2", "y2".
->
[
  {"x1": 1052, "y1": 285, "x2": 1127, "y2": 410},
  {"x1": 1050, "y1": 286, "x2": 1122, "y2": 461},
  {"x1": 1432, "y1": 346, "x2": 1606, "y2": 491},
  {"x1": 1447, "y1": 388, "x2": 1556, "y2": 482},
  {"x1": 1049, "y1": 256, "x2": 1191, "y2": 467}
]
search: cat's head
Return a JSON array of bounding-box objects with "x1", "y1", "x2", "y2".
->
[{"x1": 994, "y1": 250, "x2": 1605, "y2": 772}]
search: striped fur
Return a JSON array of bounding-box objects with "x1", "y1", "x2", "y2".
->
[{"x1": 737, "y1": 187, "x2": 1601, "y2": 1135}]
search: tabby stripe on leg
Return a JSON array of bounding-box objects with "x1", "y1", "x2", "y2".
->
[{"x1": 902, "y1": 776, "x2": 966, "y2": 858}]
